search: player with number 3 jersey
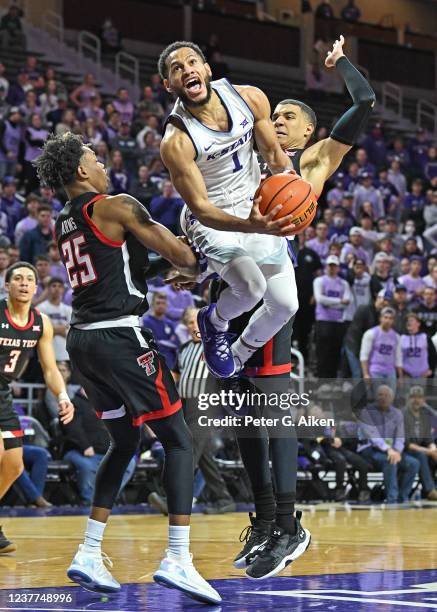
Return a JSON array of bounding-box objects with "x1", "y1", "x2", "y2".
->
[{"x1": 0, "y1": 261, "x2": 74, "y2": 554}]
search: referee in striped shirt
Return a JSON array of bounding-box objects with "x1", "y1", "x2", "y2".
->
[{"x1": 173, "y1": 307, "x2": 235, "y2": 514}]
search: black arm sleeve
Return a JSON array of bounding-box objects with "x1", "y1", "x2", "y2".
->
[{"x1": 330, "y1": 56, "x2": 376, "y2": 146}]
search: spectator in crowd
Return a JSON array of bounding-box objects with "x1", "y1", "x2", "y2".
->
[
  {"x1": 293, "y1": 233, "x2": 322, "y2": 361},
  {"x1": 149, "y1": 72, "x2": 169, "y2": 110},
  {"x1": 62, "y1": 388, "x2": 136, "y2": 505},
  {"x1": 0, "y1": 62, "x2": 9, "y2": 96},
  {"x1": 403, "y1": 179, "x2": 426, "y2": 232},
  {"x1": 39, "y1": 185, "x2": 63, "y2": 217},
  {"x1": 423, "y1": 190, "x2": 437, "y2": 230},
  {"x1": 0, "y1": 4, "x2": 25, "y2": 49},
  {"x1": 47, "y1": 241, "x2": 68, "y2": 284},
  {"x1": 149, "y1": 180, "x2": 184, "y2": 236},
  {"x1": 23, "y1": 114, "x2": 48, "y2": 194},
  {"x1": 79, "y1": 94, "x2": 105, "y2": 125},
  {"x1": 130, "y1": 164, "x2": 160, "y2": 208},
  {"x1": 142, "y1": 292, "x2": 179, "y2": 370},
  {"x1": 306, "y1": 221, "x2": 330, "y2": 265},
  {"x1": 424, "y1": 146, "x2": 437, "y2": 183},
  {"x1": 404, "y1": 386, "x2": 437, "y2": 500},
  {"x1": 315, "y1": 0, "x2": 334, "y2": 18},
  {"x1": 387, "y1": 137, "x2": 410, "y2": 170},
  {"x1": 19, "y1": 204, "x2": 53, "y2": 264},
  {"x1": 137, "y1": 85, "x2": 165, "y2": 120},
  {"x1": 392, "y1": 284, "x2": 409, "y2": 334},
  {"x1": 388, "y1": 157, "x2": 407, "y2": 200},
  {"x1": 341, "y1": 0, "x2": 361, "y2": 22},
  {"x1": 14, "y1": 443, "x2": 52, "y2": 508},
  {"x1": 402, "y1": 220, "x2": 424, "y2": 253},
  {"x1": 327, "y1": 173, "x2": 345, "y2": 208},
  {"x1": 172, "y1": 307, "x2": 235, "y2": 513},
  {"x1": 344, "y1": 258, "x2": 371, "y2": 321},
  {"x1": 353, "y1": 173, "x2": 384, "y2": 219},
  {"x1": 82, "y1": 117, "x2": 103, "y2": 148},
  {"x1": 408, "y1": 127, "x2": 430, "y2": 176},
  {"x1": 100, "y1": 18, "x2": 122, "y2": 54},
  {"x1": 39, "y1": 79, "x2": 59, "y2": 118},
  {"x1": 361, "y1": 123, "x2": 386, "y2": 169},
  {"x1": 139, "y1": 131, "x2": 161, "y2": 167},
  {"x1": 159, "y1": 282, "x2": 195, "y2": 324},
  {"x1": 39, "y1": 278, "x2": 72, "y2": 362},
  {"x1": 1, "y1": 176, "x2": 23, "y2": 240},
  {"x1": 423, "y1": 262, "x2": 437, "y2": 289},
  {"x1": 0, "y1": 248, "x2": 9, "y2": 300},
  {"x1": 19, "y1": 90, "x2": 41, "y2": 121},
  {"x1": 0, "y1": 85, "x2": 9, "y2": 121},
  {"x1": 7, "y1": 71, "x2": 30, "y2": 107},
  {"x1": 340, "y1": 227, "x2": 370, "y2": 267},
  {"x1": 398, "y1": 256, "x2": 426, "y2": 303},
  {"x1": 95, "y1": 140, "x2": 110, "y2": 166},
  {"x1": 109, "y1": 121, "x2": 138, "y2": 178},
  {"x1": 7, "y1": 244, "x2": 18, "y2": 264},
  {"x1": 358, "y1": 385, "x2": 420, "y2": 503},
  {"x1": 33, "y1": 254, "x2": 51, "y2": 306},
  {"x1": 360, "y1": 307, "x2": 402, "y2": 392},
  {"x1": 375, "y1": 168, "x2": 399, "y2": 217},
  {"x1": 370, "y1": 252, "x2": 395, "y2": 298},
  {"x1": 328, "y1": 208, "x2": 350, "y2": 244},
  {"x1": 413, "y1": 286, "x2": 437, "y2": 340},
  {"x1": 107, "y1": 149, "x2": 129, "y2": 195},
  {"x1": 344, "y1": 290, "x2": 391, "y2": 378},
  {"x1": 112, "y1": 87, "x2": 134, "y2": 124},
  {"x1": 55, "y1": 108, "x2": 77, "y2": 137},
  {"x1": 401, "y1": 313, "x2": 435, "y2": 378},
  {"x1": 70, "y1": 73, "x2": 101, "y2": 109},
  {"x1": 355, "y1": 148, "x2": 376, "y2": 177},
  {"x1": 0, "y1": 107, "x2": 23, "y2": 180},
  {"x1": 313, "y1": 255, "x2": 351, "y2": 378}
]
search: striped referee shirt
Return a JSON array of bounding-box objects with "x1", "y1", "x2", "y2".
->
[{"x1": 176, "y1": 340, "x2": 209, "y2": 399}]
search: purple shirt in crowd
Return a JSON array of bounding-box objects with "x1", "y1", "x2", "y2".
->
[
  {"x1": 401, "y1": 333, "x2": 429, "y2": 377},
  {"x1": 306, "y1": 238, "x2": 330, "y2": 264},
  {"x1": 357, "y1": 404, "x2": 405, "y2": 453},
  {"x1": 157, "y1": 285, "x2": 195, "y2": 322},
  {"x1": 398, "y1": 274, "x2": 426, "y2": 301}
]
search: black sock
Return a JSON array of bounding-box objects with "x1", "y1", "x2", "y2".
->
[
  {"x1": 275, "y1": 492, "x2": 296, "y2": 534},
  {"x1": 253, "y1": 483, "x2": 275, "y2": 522}
]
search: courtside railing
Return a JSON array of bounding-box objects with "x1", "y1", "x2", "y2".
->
[
  {"x1": 78, "y1": 30, "x2": 101, "y2": 79},
  {"x1": 417, "y1": 99, "x2": 437, "y2": 137},
  {"x1": 382, "y1": 81, "x2": 403, "y2": 120},
  {"x1": 115, "y1": 51, "x2": 140, "y2": 99}
]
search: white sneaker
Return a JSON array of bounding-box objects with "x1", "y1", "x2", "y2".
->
[
  {"x1": 67, "y1": 544, "x2": 120, "y2": 593},
  {"x1": 153, "y1": 551, "x2": 221, "y2": 605}
]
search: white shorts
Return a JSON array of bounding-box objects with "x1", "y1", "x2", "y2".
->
[{"x1": 180, "y1": 201, "x2": 288, "y2": 266}]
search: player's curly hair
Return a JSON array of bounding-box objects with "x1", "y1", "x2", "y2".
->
[
  {"x1": 34, "y1": 132, "x2": 85, "y2": 190},
  {"x1": 158, "y1": 41, "x2": 206, "y2": 80}
]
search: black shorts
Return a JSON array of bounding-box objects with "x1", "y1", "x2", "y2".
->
[
  {"x1": 67, "y1": 326, "x2": 181, "y2": 426},
  {"x1": 0, "y1": 389, "x2": 23, "y2": 450}
]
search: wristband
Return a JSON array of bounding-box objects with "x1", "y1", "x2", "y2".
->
[{"x1": 58, "y1": 391, "x2": 70, "y2": 403}]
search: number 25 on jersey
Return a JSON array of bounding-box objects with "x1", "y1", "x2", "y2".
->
[{"x1": 61, "y1": 235, "x2": 97, "y2": 289}]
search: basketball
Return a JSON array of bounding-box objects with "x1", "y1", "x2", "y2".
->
[{"x1": 255, "y1": 174, "x2": 318, "y2": 234}]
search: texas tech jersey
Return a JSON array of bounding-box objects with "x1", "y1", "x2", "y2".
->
[
  {"x1": 55, "y1": 192, "x2": 149, "y2": 325},
  {"x1": 0, "y1": 300, "x2": 43, "y2": 385},
  {"x1": 258, "y1": 147, "x2": 305, "y2": 179}
]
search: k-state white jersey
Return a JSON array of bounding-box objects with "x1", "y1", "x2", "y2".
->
[{"x1": 168, "y1": 78, "x2": 261, "y2": 208}]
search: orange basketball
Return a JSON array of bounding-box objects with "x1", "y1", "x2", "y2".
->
[{"x1": 255, "y1": 173, "x2": 318, "y2": 235}]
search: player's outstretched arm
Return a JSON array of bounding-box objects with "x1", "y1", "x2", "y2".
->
[
  {"x1": 96, "y1": 193, "x2": 199, "y2": 276},
  {"x1": 300, "y1": 35, "x2": 376, "y2": 194},
  {"x1": 236, "y1": 85, "x2": 292, "y2": 175},
  {"x1": 37, "y1": 314, "x2": 74, "y2": 425},
  {"x1": 160, "y1": 125, "x2": 295, "y2": 235}
]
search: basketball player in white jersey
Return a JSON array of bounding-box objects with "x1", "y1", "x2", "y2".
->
[{"x1": 159, "y1": 41, "x2": 298, "y2": 379}]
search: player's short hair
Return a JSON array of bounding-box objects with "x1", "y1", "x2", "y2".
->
[
  {"x1": 158, "y1": 41, "x2": 206, "y2": 80},
  {"x1": 34, "y1": 132, "x2": 85, "y2": 190},
  {"x1": 276, "y1": 99, "x2": 317, "y2": 130},
  {"x1": 5, "y1": 261, "x2": 38, "y2": 283}
]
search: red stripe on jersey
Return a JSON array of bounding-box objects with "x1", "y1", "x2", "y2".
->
[
  {"x1": 5, "y1": 308, "x2": 34, "y2": 330},
  {"x1": 244, "y1": 363, "x2": 291, "y2": 376},
  {"x1": 82, "y1": 195, "x2": 124, "y2": 248},
  {"x1": 2, "y1": 429, "x2": 25, "y2": 438},
  {"x1": 132, "y1": 363, "x2": 182, "y2": 424}
]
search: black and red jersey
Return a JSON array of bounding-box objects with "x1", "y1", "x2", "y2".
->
[
  {"x1": 54, "y1": 192, "x2": 149, "y2": 325},
  {"x1": 258, "y1": 147, "x2": 305, "y2": 179},
  {"x1": 0, "y1": 299, "x2": 43, "y2": 386}
]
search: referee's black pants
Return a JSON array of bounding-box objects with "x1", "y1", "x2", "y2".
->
[
  {"x1": 182, "y1": 399, "x2": 233, "y2": 504},
  {"x1": 315, "y1": 320, "x2": 346, "y2": 379}
]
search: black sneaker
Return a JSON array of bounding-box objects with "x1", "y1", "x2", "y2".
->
[
  {"x1": 0, "y1": 526, "x2": 16, "y2": 554},
  {"x1": 245, "y1": 511, "x2": 311, "y2": 580},
  {"x1": 233, "y1": 513, "x2": 272, "y2": 569}
]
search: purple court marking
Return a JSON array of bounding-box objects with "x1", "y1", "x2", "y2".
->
[{"x1": 1, "y1": 569, "x2": 437, "y2": 611}]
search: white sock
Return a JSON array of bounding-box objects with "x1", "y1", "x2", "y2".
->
[
  {"x1": 168, "y1": 525, "x2": 191, "y2": 562},
  {"x1": 209, "y1": 305, "x2": 229, "y2": 331},
  {"x1": 232, "y1": 337, "x2": 258, "y2": 367},
  {"x1": 83, "y1": 518, "x2": 106, "y2": 553}
]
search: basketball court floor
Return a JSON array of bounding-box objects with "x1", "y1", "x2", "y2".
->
[{"x1": 0, "y1": 502, "x2": 436, "y2": 611}]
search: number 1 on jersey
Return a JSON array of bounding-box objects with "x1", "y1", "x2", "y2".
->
[{"x1": 231, "y1": 150, "x2": 243, "y2": 173}]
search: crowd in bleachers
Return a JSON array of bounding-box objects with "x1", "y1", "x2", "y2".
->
[{"x1": 0, "y1": 43, "x2": 437, "y2": 508}]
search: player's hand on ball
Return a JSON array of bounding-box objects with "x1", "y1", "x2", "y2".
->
[
  {"x1": 249, "y1": 196, "x2": 296, "y2": 236},
  {"x1": 58, "y1": 399, "x2": 74, "y2": 424},
  {"x1": 325, "y1": 34, "x2": 345, "y2": 68}
]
